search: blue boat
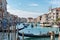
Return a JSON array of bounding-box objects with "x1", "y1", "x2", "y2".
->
[
  {"x1": 18, "y1": 32, "x2": 58, "y2": 37},
  {"x1": 18, "y1": 23, "x2": 59, "y2": 37}
]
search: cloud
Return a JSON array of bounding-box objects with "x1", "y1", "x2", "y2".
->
[
  {"x1": 49, "y1": 0, "x2": 60, "y2": 7},
  {"x1": 29, "y1": 3, "x2": 39, "y2": 7},
  {"x1": 7, "y1": 5, "x2": 41, "y2": 18}
]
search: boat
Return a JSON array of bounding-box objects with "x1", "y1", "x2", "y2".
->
[
  {"x1": 18, "y1": 23, "x2": 59, "y2": 37},
  {"x1": 18, "y1": 32, "x2": 58, "y2": 38},
  {"x1": 52, "y1": 24, "x2": 59, "y2": 27},
  {"x1": 23, "y1": 23, "x2": 29, "y2": 28}
]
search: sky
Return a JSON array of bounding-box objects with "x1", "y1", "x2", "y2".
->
[{"x1": 7, "y1": 0, "x2": 60, "y2": 18}]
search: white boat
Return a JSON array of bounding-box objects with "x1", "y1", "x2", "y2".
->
[{"x1": 52, "y1": 25, "x2": 59, "y2": 27}]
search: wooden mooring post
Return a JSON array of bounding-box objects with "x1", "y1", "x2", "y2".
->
[
  {"x1": 2, "y1": 25, "x2": 3, "y2": 39},
  {"x1": 58, "y1": 32, "x2": 60, "y2": 40},
  {"x1": 17, "y1": 27, "x2": 20, "y2": 40},
  {"x1": 7, "y1": 25, "x2": 10, "y2": 40},
  {"x1": 11, "y1": 25, "x2": 16, "y2": 40},
  {"x1": 50, "y1": 31, "x2": 55, "y2": 40},
  {"x1": 22, "y1": 32, "x2": 24, "y2": 40}
]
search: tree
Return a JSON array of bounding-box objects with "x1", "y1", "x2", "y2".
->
[
  {"x1": 56, "y1": 18, "x2": 60, "y2": 21},
  {"x1": 56, "y1": 18, "x2": 60, "y2": 25},
  {"x1": 56, "y1": 18, "x2": 60, "y2": 31}
]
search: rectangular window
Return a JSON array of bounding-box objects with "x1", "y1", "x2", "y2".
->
[
  {"x1": 53, "y1": 13, "x2": 55, "y2": 15},
  {"x1": 56, "y1": 13, "x2": 58, "y2": 15}
]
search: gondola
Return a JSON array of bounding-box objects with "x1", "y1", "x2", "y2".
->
[{"x1": 18, "y1": 32, "x2": 59, "y2": 38}]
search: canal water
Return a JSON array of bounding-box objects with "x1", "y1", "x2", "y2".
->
[
  {"x1": 24, "y1": 37, "x2": 58, "y2": 40},
  {"x1": 0, "y1": 23, "x2": 59, "y2": 40}
]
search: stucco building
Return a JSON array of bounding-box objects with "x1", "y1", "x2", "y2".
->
[
  {"x1": 36, "y1": 16, "x2": 42, "y2": 23},
  {"x1": 38, "y1": 7, "x2": 60, "y2": 27},
  {"x1": 27, "y1": 17, "x2": 34, "y2": 23},
  {"x1": 48, "y1": 7, "x2": 60, "y2": 24},
  {"x1": 0, "y1": 0, "x2": 7, "y2": 20},
  {"x1": 20, "y1": 18, "x2": 27, "y2": 23}
]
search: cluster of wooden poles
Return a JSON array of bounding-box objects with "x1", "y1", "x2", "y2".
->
[
  {"x1": 49, "y1": 31, "x2": 60, "y2": 40},
  {"x1": 17, "y1": 31, "x2": 60, "y2": 40}
]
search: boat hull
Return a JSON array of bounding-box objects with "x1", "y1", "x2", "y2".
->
[{"x1": 18, "y1": 32, "x2": 59, "y2": 38}]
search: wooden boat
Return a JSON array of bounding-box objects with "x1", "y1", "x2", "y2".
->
[{"x1": 18, "y1": 32, "x2": 59, "y2": 38}]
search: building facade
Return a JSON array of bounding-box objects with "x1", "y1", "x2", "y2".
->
[
  {"x1": 36, "y1": 16, "x2": 42, "y2": 23},
  {"x1": 34, "y1": 18, "x2": 37, "y2": 23},
  {"x1": 0, "y1": 0, "x2": 7, "y2": 20},
  {"x1": 38, "y1": 7, "x2": 60, "y2": 27},
  {"x1": 20, "y1": 18, "x2": 27, "y2": 23},
  {"x1": 27, "y1": 17, "x2": 34, "y2": 23},
  {"x1": 0, "y1": 0, "x2": 7, "y2": 29},
  {"x1": 40, "y1": 14, "x2": 48, "y2": 23},
  {"x1": 48, "y1": 8, "x2": 60, "y2": 24}
]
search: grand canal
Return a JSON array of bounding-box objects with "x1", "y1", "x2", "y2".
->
[
  {"x1": 0, "y1": 23, "x2": 59, "y2": 40},
  {"x1": 24, "y1": 37, "x2": 58, "y2": 40}
]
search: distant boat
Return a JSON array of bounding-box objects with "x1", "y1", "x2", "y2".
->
[
  {"x1": 52, "y1": 25, "x2": 59, "y2": 27},
  {"x1": 23, "y1": 23, "x2": 29, "y2": 28}
]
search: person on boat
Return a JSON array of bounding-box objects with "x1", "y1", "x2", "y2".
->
[{"x1": 31, "y1": 24, "x2": 34, "y2": 28}]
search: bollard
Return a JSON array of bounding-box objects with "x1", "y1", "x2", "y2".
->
[
  {"x1": 17, "y1": 37, "x2": 20, "y2": 40},
  {"x1": 8, "y1": 25, "x2": 10, "y2": 40},
  {"x1": 2, "y1": 28, "x2": 4, "y2": 40},
  {"x1": 58, "y1": 32, "x2": 60, "y2": 40},
  {"x1": 17, "y1": 28, "x2": 20, "y2": 40},
  {"x1": 50, "y1": 31, "x2": 55, "y2": 40},
  {"x1": 14, "y1": 26, "x2": 16, "y2": 40},
  {"x1": 22, "y1": 32, "x2": 24, "y2": 40},
  {"x1": 11, "y1": 26, "x2": 16, "y2": 40}
]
